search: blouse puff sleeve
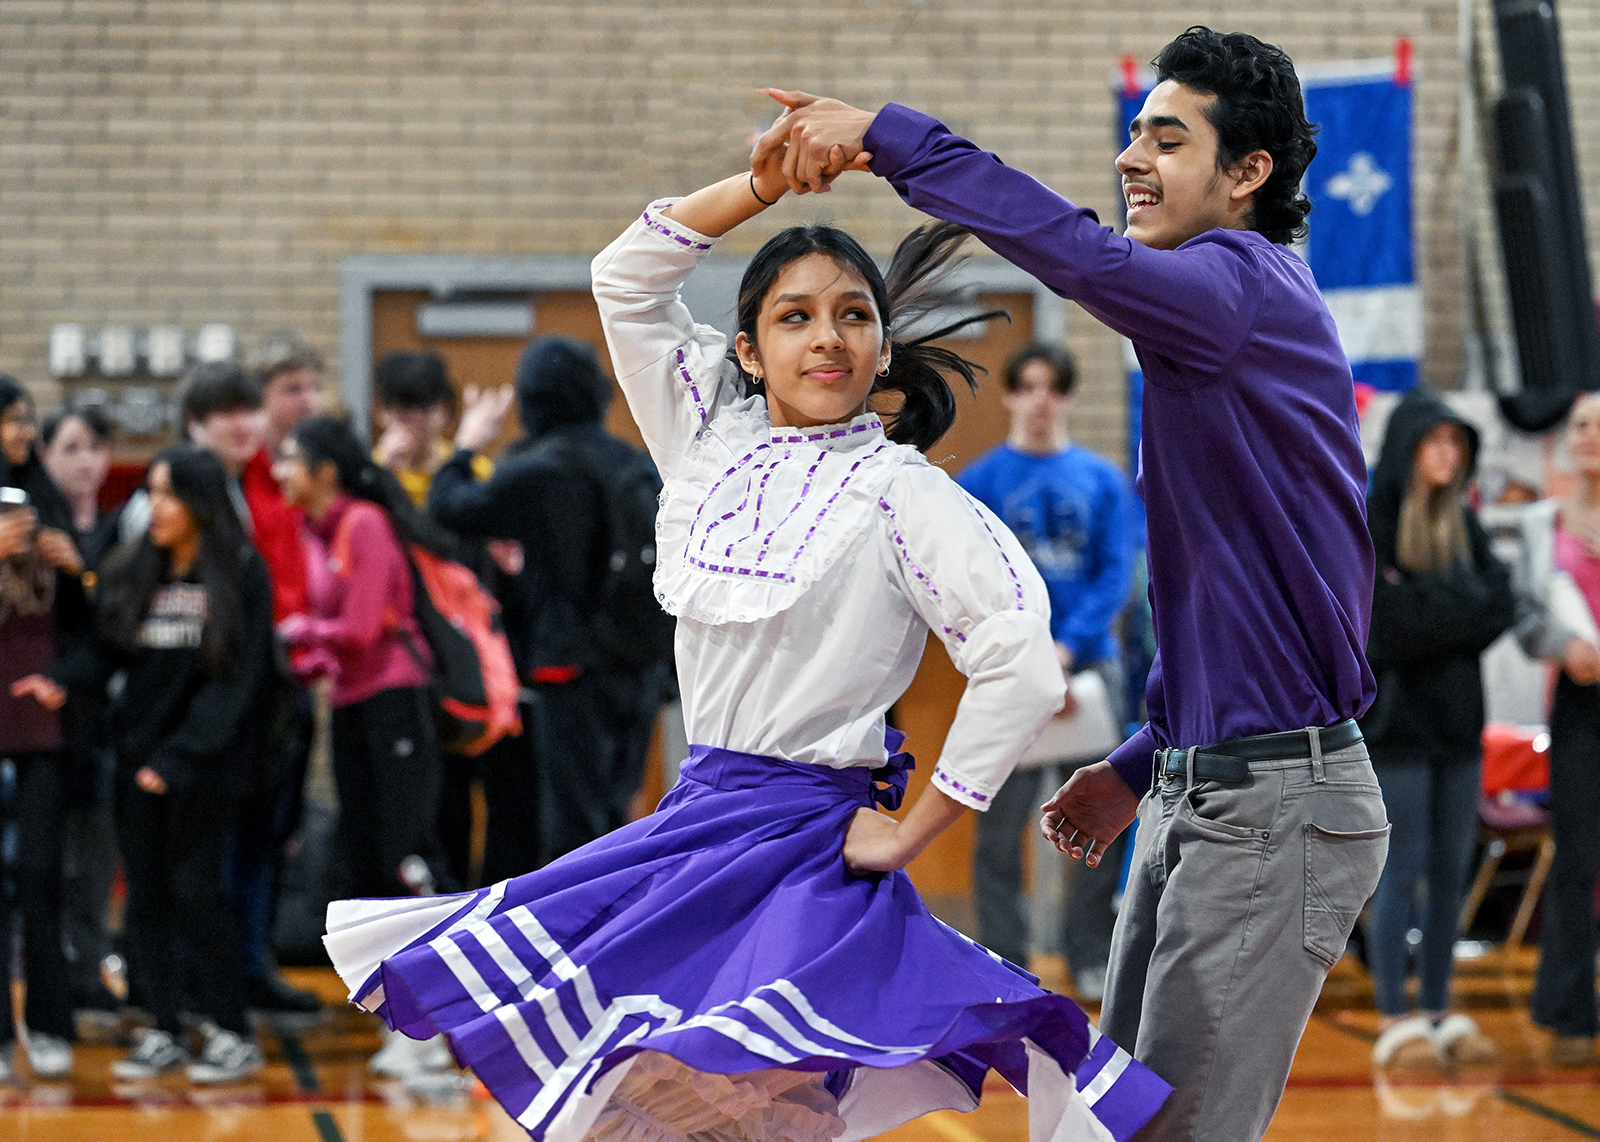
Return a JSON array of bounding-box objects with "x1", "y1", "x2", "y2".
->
[
  {"x1": 591, "y1": 200, "x2": 746, "y2": 480},
  {"x1": 880, "y1": 465, "x2": 1068, "y2": 810}
]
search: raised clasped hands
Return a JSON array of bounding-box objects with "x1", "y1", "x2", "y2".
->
[
  {"x1": 1039, "y1": 761, "x2": 1140, "y2": 869},
  {"x1": 754, "y1": 89, "x2": 877, "y2": 195}
]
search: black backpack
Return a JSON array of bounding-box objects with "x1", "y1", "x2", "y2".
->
[{"x1": 556, "y1": 437, "x2": 677, "y2": 670}]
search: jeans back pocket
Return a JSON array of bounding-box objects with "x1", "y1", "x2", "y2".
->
[{"x1": 1303, "y1": 820, "x2": 1391, "y2": 967}]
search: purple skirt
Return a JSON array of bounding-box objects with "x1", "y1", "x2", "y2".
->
[{"x1": 325, "y1": 743, "x2": 1168, "y2": 1142}]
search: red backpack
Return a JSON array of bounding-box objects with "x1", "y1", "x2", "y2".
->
[
  {"x1": 404, "y1": 544, "x2": 523, "y2": 757},
  {"x1": 331, "y1": 513, "x2": 521, "y2": 757}
]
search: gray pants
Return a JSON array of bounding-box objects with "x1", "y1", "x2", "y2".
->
[{"x1": 1101, "y1": 741, "x2": 1389, "y2": 1142}]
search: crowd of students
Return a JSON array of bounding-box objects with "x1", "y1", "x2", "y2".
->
[{"x1": 0, "y1": 334, "x2": 673, "y2": 1084}]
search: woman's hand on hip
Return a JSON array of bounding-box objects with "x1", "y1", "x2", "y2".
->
[
  {"x1": 843, "y1": 785, "x2": 967, "y2": 874},
  {"x1": 843, "y1": 807, "x2": 910, "y2": 873}
]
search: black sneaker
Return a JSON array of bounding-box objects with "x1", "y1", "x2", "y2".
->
[
  {"x1": 111, "y1": 1028, "x2": 189, "y2": 1079},
  {"x1": 186, "y1": 1028, "x2": 264, "y2": 1084},
  {"x1": 246, "y1": 974, "x2": 323, "y2": 1014}
]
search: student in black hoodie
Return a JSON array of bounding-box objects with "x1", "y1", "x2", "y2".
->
[
  {"x1": 16, "y1": 445, "x2": 275, "y2": 1085},
  {"x1": 430, "y1": 336, "x2": 670, "y2": 866},
  {"x1": 1362, "y1": 388, "x2": 1516, "y2": 1068}
]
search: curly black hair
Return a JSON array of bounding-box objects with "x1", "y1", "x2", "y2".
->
[{"x1": 1154, "y1": 26, "x2": 1318, "y2": 245}]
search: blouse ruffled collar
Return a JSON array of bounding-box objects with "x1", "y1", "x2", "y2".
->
[{"x1": 654, "y1": 406, "x2": 920, "y2": 625}]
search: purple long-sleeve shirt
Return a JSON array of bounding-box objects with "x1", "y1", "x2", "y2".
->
[{"x1": 865, "y1": 103, "x2": 1376, "y2": 795}]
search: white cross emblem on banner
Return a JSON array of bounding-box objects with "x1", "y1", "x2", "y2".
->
[{"x1": 1325, "y1": 153, "x2": 1394, "y2": 216}]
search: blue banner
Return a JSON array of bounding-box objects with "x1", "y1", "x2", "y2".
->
[{"x1": 1301, "y1": 65, "x2": 1417, "y2": 391}]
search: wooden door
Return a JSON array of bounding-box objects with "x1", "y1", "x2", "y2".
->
[{"x1": 370, "y1": 289, "x2": 646, "y2": 455}]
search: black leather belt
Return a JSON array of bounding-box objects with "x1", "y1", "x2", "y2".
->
[{"x1": 1155, "y1": 719, "x2": 1364, "y2": 783}]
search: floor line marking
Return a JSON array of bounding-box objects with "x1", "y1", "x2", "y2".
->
[
  {"x1": 312, "y1": 1109, "x2": 347, "y2": 1142},
  {"x1": 272, "y1": 1021, "x2": 321, "y2": 1094},
  {"x1": 1498, "y1": 1089, "x2": 1600, "y2": 1138},
  {"x1": 267, "y1": 1017, "x2": 340, "y2": 1142}
]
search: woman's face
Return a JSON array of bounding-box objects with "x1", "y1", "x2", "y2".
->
[
  {"x1": 272, "y1": 436, "x2": 315, "y2": 508},
  {"x1": 734, "y1": 253, "x2": 889, "y2": 430},
  {"x1": 146, "y1": 462, "x2": 200, "y2": 552},
  {"x1": 1568, "y1": 396, "x2": 1600, "y2": 477},
  {"x1": 1, "y1": 400, "x2": 37, "y2": 467},
  {"x1": 1413, "y1": 422, "x2": 1466, "y2": 491},
  {"x1": 42, "y1": 415, "x2": 111, "y2": 503}
]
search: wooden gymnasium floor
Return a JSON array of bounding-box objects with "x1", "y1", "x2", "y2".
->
[{"x1": 2, "y1": 947, "x2": 1596, "y2": 1142}]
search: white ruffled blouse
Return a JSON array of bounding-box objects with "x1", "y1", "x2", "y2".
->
[{"x1": 590, "y1": 201, "x2": 1065, "y2": 809}]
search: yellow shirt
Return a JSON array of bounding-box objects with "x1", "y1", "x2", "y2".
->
[{"x1": 384, "y1": 440, "x2": 495, "y2": 507}]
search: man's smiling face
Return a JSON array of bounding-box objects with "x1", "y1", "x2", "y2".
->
[{"x1": 1116, "y1": 80, "x2": 1257, "y2": 251}]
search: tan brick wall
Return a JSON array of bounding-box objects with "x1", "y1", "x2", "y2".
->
[{"x1": 0, "y1": 0, "x2": 1507, "y2": 463}]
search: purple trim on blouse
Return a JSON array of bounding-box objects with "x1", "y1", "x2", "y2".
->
[
  {"x1": 684, "y1": 441, "x2": 888, "y2": 584},
  {"x1": 932, "y1": 768, "x2": 992, "y2": 805},
  {"x1": 770, "y1": 417, "x2": 883, "y2": 445},
  {"x1": 642, "y1": 208, "x2": 714, "y2": 252},
  {"x1": 788, "y1": 444, "x2": 887, "y2": 568},
  {"x1": 674, "y1": 348, "x2": 709, "y2": 425},
  {"x1": 713, "y1": 450, "x2": 781, "y2": 558},
  {"x1": 879, "y1": 495, "x2": 966, "y2": 644},
  {"x1": 964, "y1": 496, "x2": 1027, "y2": 611}
]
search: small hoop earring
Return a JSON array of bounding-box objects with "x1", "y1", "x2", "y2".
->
[
  {"x1": 751, "y1": 374, "x2": 764, "y2": 387},
  {"x1": 877, "y1": 365, "x2": 890, "y2": 377}
]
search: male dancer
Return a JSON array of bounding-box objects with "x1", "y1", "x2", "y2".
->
[{"x1": 761, "y1": 27, "x2": 1388, "y2": 1142}]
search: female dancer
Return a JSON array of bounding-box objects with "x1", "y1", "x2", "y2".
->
[
  {"x1": 324, "y1": 142, "x2": 1167, "y2": 1142},
  {"x1": 17, "y1": 445, "x2": 275, "y2": 1083},
  {"x1": 1362, "y1": 388, "x2": 1515, "y2": 1067}
]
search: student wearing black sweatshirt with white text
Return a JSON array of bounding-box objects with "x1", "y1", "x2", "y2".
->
[{"x1": 16, "y1": 445, "x2": 276, "y2": 1085}]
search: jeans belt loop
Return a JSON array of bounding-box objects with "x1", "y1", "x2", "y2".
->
[
  {"x1": 1184, "y1": 745, "x2": 1197, "y2": 787},
  {"x1": 1309, "y1": 724, "x2": 1325, "y2": 783}
]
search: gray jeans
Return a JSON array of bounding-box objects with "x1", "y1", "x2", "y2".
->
[{"x1": 1101, "y1": 741, "x2": 1389, "y2": 1142}]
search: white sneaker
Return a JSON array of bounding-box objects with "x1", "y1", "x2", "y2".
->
[
  {"x1": 368, "y1": 1029, "x2": 453, "y2": 1077},
  {"x1": 186, "y1": 1027, "x2": 264, "y2": 1084},
  {"x1": 112, "y1": 1028, "x2": 189, "y2": 1079},
  {"x1": 24, "y1": 1032, "x2": 73, "y2": 1078},
  {"x1": 1432, "y1": 1013, "x2": 1498, "y2": 1064},
  {"x1": 1373, "y1": 1014, "x2": 1442, "y2": 1068}
]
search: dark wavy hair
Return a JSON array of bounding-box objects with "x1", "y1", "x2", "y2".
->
[
  {"x1": 1154, "y1": 26, "x2": 1318, "y2": 245},
  {"x1": 288, "y1": 415, "x2": 458, "y2": 560},
  {"x1": 98, "y1": 445, "x2": 250, "y2": 673},
  {"x1": 374, "y1": 351, "x2": 455, "y2": 414},
  {"x1": 41, "y1": 401, "x2": 115, "y2": 448},
  {"x1": 1003, "y1": 343, "x2": 1077, "y2": 395},
  {"x1": 731, "y1": 222, "x2": 1002, "y2": 452}
]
